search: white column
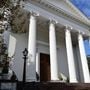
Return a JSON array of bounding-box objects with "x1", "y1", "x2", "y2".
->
[
  {"x1": 49, "y1": 20, "x2": 59, "y2": 80},
  {"x1": 78, "y1": 33, "x2": 90, "y2": 83},
  {"x1": 89, "y1": 37, "x2": 90, "y2": 46},
  {"x1": 65, "y1": 27, "x2": 77, "y2": 83},
  {"x1": 26, "y1": 14, "x2": 37, "y2": 82}
]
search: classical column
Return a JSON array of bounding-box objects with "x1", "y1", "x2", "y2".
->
[
  {"x1": 89, "y1": 37, "x2": 90, "y2": 46},
  {"x1": 49, "y1": 20, "x2": 59, "y2": 80},
  {"x1": 26, "y1": 14, "x2": 37, "y2": 82},
  {"x1": 65, "y1": 26, "x2": 77, "y2": 83},
  {"x1": 78, "y1": 33, "x2": 90, "y2": 83}
]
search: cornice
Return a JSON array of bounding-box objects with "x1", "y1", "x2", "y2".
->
[
  {"x1": 64, "y1": 0, "x2": 90, "y2": 23},
  {"x1": 26, "y1": 0, "x2": 90, "y2": 28},
  {"x1": 40, "y1": 0, "x2": 90, "y2": 27}
]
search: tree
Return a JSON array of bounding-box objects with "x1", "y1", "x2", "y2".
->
[
  {"x1": 0, "y1": 0, "x2": 14, "y2": 75},
  {"x1": 0, "y1": 0, "x2": 11, "y2": 8},
  {"x1": 0, "y1": 0, "x2": 29, "y2": 77}
]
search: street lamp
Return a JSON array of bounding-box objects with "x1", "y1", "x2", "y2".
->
[{"x1": 22, "y1": 48, "x2": 28, "y2": 84}]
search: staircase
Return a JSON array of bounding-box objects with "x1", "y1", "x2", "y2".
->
[{"x1": 17, "y1": 82, "x2": 90, "y2": 90}]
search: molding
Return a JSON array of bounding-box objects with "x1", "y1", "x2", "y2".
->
[
  {"x1": 25, "y1": 0, "x2": 90, "y2": 28},
  {"x1": 65, "y1": 0, "x2": 89, "y2": 22},
  {"x1": 37, "y1": 40, "x2": 60, "y2": 49},
  {"x1": 78, "y1": 30, "x2": 86, "y2": 36},
  {"x1": 31, "y1": 11, "x2": 39, "y2": 17},
  {"x1": 49, "y1": 19, "x2": 58, "y2": 25},
  {"x1": 64, "y1": 25, "x2": 73, "y2": 31},
  {"x1": 40, "y1": 0, "x2": 90, "y2": 27}
]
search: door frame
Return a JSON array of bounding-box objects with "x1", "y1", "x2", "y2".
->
[
  {"x1": 36, "y1": 51, "x2": 50, "y2": 82},
  {"x1": 40, "y1": 53, "x2": 51, "y2": 82}
]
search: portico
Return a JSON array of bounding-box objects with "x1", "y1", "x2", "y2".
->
[
  {"x1": 25, "y1": 12, "x2": 90, "y2": 83},
  {"x1": 8, "y1": 0, "x2": 90, "y2": 83}
]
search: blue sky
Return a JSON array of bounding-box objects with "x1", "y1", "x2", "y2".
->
[
  {"x1": 71, "y1": 0, "x2": 90, "y2": 18},
  {"x1": 84, "y1": 40, "x2": 90, "y2": 56},
  {"x1": 71, "y1": 0, "x2": 90, "y2": 55}
]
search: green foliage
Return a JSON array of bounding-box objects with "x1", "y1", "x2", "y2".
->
[
  {"x1": 0, "y1": 37, "x2": 9, "y2": 74},
  {"x1": 0, "y1": 13, "x2": 3, "y2": 20},
  {"x1": 11, "y1": 6, "x2": 29, "y2": 33},
  {"x1": 2, "y1": 61, "x2": 9, "y2": 74},
  {"x1": 0, "y1": 0, "x2": 11, "y2": 8}
]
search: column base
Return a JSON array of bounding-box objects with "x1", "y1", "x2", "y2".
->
[
  {"x1": 26, "y1": 78, "x2": 36, "y2": 82},
  {"x1": 51, "y1": 77, "x2": 59, "y2": 81},
  {"x1": 84, "y1": 79, "x2": 90, "y2": 83},
  {"x1": 50, "y1": 80, "x2": 67, "y2": 83},
  {"x1": 70, "y1": 79, "x2": 78, "y2": 83}
]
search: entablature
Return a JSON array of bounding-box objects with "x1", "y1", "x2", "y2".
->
[{"x1": 23, "y1": 0, "x2": 90, "y2": 36}]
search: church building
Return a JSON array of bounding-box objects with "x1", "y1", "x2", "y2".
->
[{"x1": 7, "y1": 0, "x2": 90, "y2": 83}]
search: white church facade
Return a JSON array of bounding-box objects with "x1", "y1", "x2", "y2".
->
[{"x1": 6, "y1": 0, "x2": 90, "y2": 83}]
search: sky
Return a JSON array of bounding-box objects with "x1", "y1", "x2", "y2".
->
[
  {"x1": 71, "y1": 0, "x2": 90, "y2": 18},
  {"x1": 84, "y1": 40, "x2": 90, "y2": 56},
  {"x1": 71, "y1": 0, "x2": 90, "y2": 55}
]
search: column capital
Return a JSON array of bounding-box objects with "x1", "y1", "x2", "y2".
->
[
  {"x1": 49, "y1": 19, "x2": 58, "y2": 25},
  {"x1": 30, "y1": 11, "x2": 39, "y2": 17},
  {"x1": 64, "y1": 25, "x2": 73, "y2": 31},
  {"x1": 78, "y1": 31, "x2": 85, "y2": 36},
  {"x1": 30, "y1": 12, "x2": 39, "y2": 21},
  {"x1": 78, "y1": 31, "x2": 84, "y2": 41}
]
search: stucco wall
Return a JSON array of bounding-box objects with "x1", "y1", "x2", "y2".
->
[
  {"x1": 8, "y1": 32, "x2": 28, "y2": 81},
  {"x1": 8, "y1": 29, "x2": 81, "y2": 81}
]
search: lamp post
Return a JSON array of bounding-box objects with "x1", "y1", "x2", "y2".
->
[{"x1": 22, "y1": 48, "x2": 28, "y2": 84}]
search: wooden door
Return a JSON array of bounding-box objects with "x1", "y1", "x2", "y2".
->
[{"x1": 40, "y1": 53, "x2": 50, "y2": 82}]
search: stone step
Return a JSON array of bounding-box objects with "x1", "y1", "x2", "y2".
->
[{"x1": 17, "y1": 82, "x2": 90, "y2": 90}]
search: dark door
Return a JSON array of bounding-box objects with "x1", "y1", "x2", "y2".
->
[{"x1": 40, "y1": 53, "x2": 51, "y2": 82}]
